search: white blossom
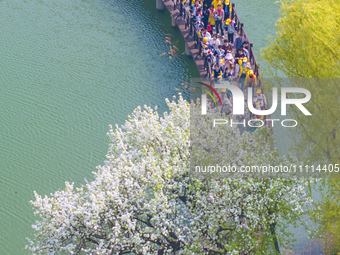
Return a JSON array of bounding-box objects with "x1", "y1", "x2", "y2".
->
[{"x1": 26, "y1": 94, "x2": 314, "y2": 254}]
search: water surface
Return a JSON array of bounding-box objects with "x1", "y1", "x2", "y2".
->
[{"x1": 1, "y1": 0, "x2": 307, "y2": 254}]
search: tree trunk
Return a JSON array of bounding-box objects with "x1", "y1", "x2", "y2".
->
[{"x1": 270, "y1": 223, "x2": 280, "y2": 254}]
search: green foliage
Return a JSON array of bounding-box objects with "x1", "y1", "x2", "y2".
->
[
  {"x1": 260, "y1": 0, "x2": 340, "y2": 164},
  {"x1": 261, "y1": 0, "x2": 340, "y2": 78},
  {"x1": 260, "y1": 0, "x2": 340, "y2": 253},
  {"x1": 311, "y1": 179, "x2": 340, "y2": 254}
]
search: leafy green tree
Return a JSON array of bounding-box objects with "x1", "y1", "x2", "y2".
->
[
  {"x1": 261, "y1": 0, "x2": 340, "y2": 253},
  {"x1": 261, "y1": 0, "x2": 340, "y2": 164},
  {"x1": 27, "y1": 95, "x2": 313, "y2": 254},
  {"x1": 261, "y1": 0, "x2": 340, "y2": 79}
]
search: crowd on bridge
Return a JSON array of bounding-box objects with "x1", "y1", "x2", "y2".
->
[
  {"x1": 188, "y1": 0, "x2": 258, "y2": 89},
  {"x1": 183, "y1": 0, "x2": 269, "y2": 130}
]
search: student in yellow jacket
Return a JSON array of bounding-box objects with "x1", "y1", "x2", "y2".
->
[
  {"x1": 208, "y1": 5, "x2": 216, "y2": 27},
  {"x1": 239, "y1": 58, "x2": 251, "y2": 77},
  {"x1": 245, "y1": 70, "x2": 257, "y2": 87},
  {"x1": 238, "y1": 57, "x2": 248, "y2": 77},
  {"x1": 245, "y1": 61, "x2": 252, "y2": 76},
  {"x1": 212, "y1": 64, "x2": 223, "y2": 79},
  {"x1": 238, "y1": 57, "x2": 248, "y2": 91},
  {"x1": 212, "y1": 0, "x2": 223, "y2": 10}
]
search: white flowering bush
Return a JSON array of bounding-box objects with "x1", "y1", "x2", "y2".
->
[{"x1": 27, "y1": 94, "x2": 313, "y2": 254}]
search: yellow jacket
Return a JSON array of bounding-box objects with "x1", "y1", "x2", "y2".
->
[
  {"x1": 208, "y1": 9, "x2": 216, "y2": 25},
  {"x1": 212, "y1": 70, "x2": 223, "y2": 78},
  {"x1": 239, "y1": 62, "x2": 252, "y2": 78},
  {"x1": 245, "y1": 63, "x2": 252, "y2": 75},
  {"x1": 212, "y1": 0, "x2": 223, "y2": 9},
  {"x1": 245, "y1": 74, "x2": 257, "y2": 86},
  {"x1": 238, "y1": 60, "x2": 245, "y2": 77},
  {"x1": 192, "y1": 0, "x2": 203, "y2": 5}
]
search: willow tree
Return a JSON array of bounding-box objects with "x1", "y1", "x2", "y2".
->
[
  {"x1": 261, "y1": 0, "x2": 340, "y2": 164},
  {"x1": 261, "y1": 0, "x2": 340, "y2": 253},
  {"x1": 261, "y1": 0, "x2": 340, "y2": 78},
  {"x1": 26, "y1": 95, "x2": 313, "y2": 254}
]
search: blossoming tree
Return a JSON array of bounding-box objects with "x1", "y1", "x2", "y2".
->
[{"x1": 27, "y1": 95, "x2": 313, "y2": 254}]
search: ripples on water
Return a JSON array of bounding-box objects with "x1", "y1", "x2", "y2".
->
[
  {"x1": 0, "y1": 0, "x2": 196, "y2": 253},
  {"x1": 0, "y1": 0, "x2": 310, "y2": 253}
]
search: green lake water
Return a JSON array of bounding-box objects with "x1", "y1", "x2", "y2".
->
[{"x1": 1, "y1": 0, "x2": 311, "y2": 254}]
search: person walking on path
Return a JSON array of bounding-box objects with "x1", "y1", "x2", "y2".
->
[
  {"x1": 212, "y1": 64, "x2": 223, "y2": 80},
  {"x1": 209, "y1": 34, "x2": 221, "y2": 48},
  {"x1": 201, "y1": 27, "x2": 211, "y2": 38},
  {"x1": 221, "y1": 39, "x2": 231, "y2": 52},
  {"x1": 242, "y1": 41, "x2": 250, "y2": 60},
  {"x1": 225, "y1": 18, "x2": 237, "y2": 45},
  {"x1": 225, "y1": 50, "x2": 234, "y2": 70},
  {"x1": 196, "y1": 8, "x2": 203, "y2": 22},
  {"x1": 190, "y1": 0, "x2": 201, "y2": 16},
  {"x1": 254, "y1": 89, "x2": 267, "y2": 110},
  {"x1": 224, "y1": 0, "x2": 231, "y2": 19},
  {"x1": 203, "y1": 0, "x2": 212, "y2": 9},
  {"x1": 215, "y1": 4, "x2": 224, "y2": 36},
  {"x1": 203, "y1": 6, "x2": 210, "y2": 28},
  {"x1": 234, "y1": 48, "x2": 246, "y2": 63},
  {"x1": 245, "y1": 70, "x2": 257, "y2": 97},
  {"x1": 238, "y1": 57, "x2": 248, "y2": 91},
  {"x1": 234, "y1": 33, "x2": 244, "y2": 51},
  {"x1": 208, "y1": 5, "x2": 216, "y2": 32},
  {"x1": 226, "y1": 63, "x2": 235, "y2": 81}
]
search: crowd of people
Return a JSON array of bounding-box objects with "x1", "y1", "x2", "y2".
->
[
  {"x1": 185, "y1": 0, "x2": 269, "y2": 130},
  {"x1": 189, "y1": 0, "x2": 257, "y2": 86}
]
